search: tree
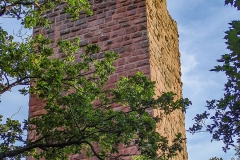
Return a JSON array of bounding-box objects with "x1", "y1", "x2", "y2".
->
[
  {"x1": 0, "y1": 1, "x2": 190, "y2": 159},
  {"x1": 189, "y1": 0, "x2": 240, "y2": 155}
]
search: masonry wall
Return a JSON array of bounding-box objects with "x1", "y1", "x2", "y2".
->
[
  {"x1": 30, "y1": 0, "x2": 150, "y2": 116},
  {"x1": 29, "y1": 0, "x2": 187, "y2": 159},
  {"x1": 146, "y1": 0, "x2": 187, "y2": 159}
]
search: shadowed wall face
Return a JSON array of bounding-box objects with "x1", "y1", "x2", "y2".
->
[
  {"x1": 29, "y1": 0, "x2": 187, "y2": 159},
  {"x1": 30, "y1": 0, "x2": 150, "y2": 117}
]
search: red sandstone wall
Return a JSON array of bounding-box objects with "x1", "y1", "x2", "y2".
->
[
  {"x1": 29, "y1": 0, "x2": 150, "y2": 159},
  {"x1": 29, "y1": 0, "x2": 187, "y2": 159},
  {"x1": 30, "y1": 0, "x2": 150, "y2": 117}
]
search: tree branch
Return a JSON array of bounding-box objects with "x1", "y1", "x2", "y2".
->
[
  {"x1": 3, "y1": 73, "x2": 9, "y2": 86},
  {"x1": 83, "y1": 141, "x2": 103, "y2": 160},
  {"x1": 0, "y1": 76, "x2": 38, "y2": 94},
  {"x1": 0, "y1": 139, "x2": 90, "y2": 159},
  {"x1": 0, "y1": 1, "x2": 41, "y2": 17}
]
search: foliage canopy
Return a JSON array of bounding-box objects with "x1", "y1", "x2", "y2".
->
[{"x1": 0, "y1": 0, "x2": 190, "y2": 159}]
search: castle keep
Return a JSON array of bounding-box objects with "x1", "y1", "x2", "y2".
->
[{"x1": 29, "y1": 0, "x2": 187, "y2": 159}]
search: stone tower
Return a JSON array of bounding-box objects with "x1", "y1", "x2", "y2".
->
[{"x1": 29, "y1": 0, "x2": 187, "y2": 159}]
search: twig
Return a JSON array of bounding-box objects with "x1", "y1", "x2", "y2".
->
[{"x1": 10, "y1": 106, "x2": 22, "y2": 119}]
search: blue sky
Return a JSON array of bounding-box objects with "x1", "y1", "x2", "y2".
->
[
  {"x1": 168, "y1": 0, "x2": 239, "y2": 159},
  {"x1": 0, "y1": 0, "x2": 239, "y2": 159},
  {"x1": 0, "y1": 18, "x2": 30, "y2": 122}
]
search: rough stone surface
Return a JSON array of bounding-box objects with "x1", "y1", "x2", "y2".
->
[
  {"x1": 28, "y1": 0, "x2": 187, "y2": 159},
  {"x1": 146, "y1": 0, "x2": 187, "y2": 159}
]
